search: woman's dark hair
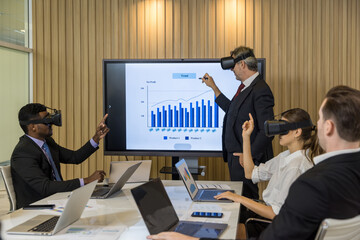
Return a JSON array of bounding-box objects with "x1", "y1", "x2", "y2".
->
[
  {"x1": 18, "y1": 103, "x2": 47, "y2": 134},
  {"x1": 281, "y1": 108, "x2": 324, "y2": 163}
]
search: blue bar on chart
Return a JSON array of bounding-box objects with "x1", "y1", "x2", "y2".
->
[
  {"x1": 202, "y1": 100, "x2": 206, "y2": 127},
  {"x1": 168, "y1": 105, "x2": 172, "y2": 127},
  {"x1": 190, "y1": 103, "x2": 194, "y2": 127},
  {"x1": 179, "y1": 103, "x2": 183, "y2": 127},
  {"x1": 151, "y1": 111, "x2": 155, "y2": 127},
  {"x1": 196, "y1": 102, "x2": 200, "y2": 127},
  {"x1": 157, "y1": 108, "x2": 161, "y2": 127},
  {"x1": 163, "y1": 106, "x2": 167, "y2": 127},
  {"x1": 174, "y1": 106, "x2": 178, "y2": 127},
  {"x1": 185, "y1": 109, "x2": 189, "y2": 127},
  {"x1": 149, "y1": 95, "x2": 219, "y2": 128},
  {"x1": 208, "y1": 100, "x2": 212, "y2": 128},
  {"x1": 214, "y1": 95, "x2": 219, "y2": 127}
]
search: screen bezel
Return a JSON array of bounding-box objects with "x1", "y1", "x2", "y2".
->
[{"x1": 103, "y1": 58, "x2": 265, "y2": 157}]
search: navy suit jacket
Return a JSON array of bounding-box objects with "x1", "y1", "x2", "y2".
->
[{"x1": 11, "y1": 135, "x2": 98, "y2": 209}]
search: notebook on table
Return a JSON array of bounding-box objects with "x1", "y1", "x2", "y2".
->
[
  {"x1": 7, "y1": 180, "x2": 98, "y2": 236},
  {"x1": 91, "y1": 162, "x2": 141, "y2": 199},
  {"x1": 175, "y1": 159, "x2": 234, "y2": 202},
  {"x1": 131, "y1": 178, "x2": 228, "y2": 239}
]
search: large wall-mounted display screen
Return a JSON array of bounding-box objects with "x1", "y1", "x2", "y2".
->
[{"x1": 103, "y1": 59, "x2": 265, "y2": 156}]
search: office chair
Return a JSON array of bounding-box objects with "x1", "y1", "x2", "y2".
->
[
  {"x1": 314, "y1": 215, "x2": 360, "y2": 240},
  {"x1": 245, "y1": 217, "x2": 272, "y2": 239},
  {"x1": 0, "y1": 165, "x2": 16, "y2": 212}
]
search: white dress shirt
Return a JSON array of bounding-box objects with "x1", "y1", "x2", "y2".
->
[
  {"x1": 242, "y1": 72, "x2": 259, "y2": 91},
  {"x1": 251, "y1": 149, "x2": 313, "y2": 214}
]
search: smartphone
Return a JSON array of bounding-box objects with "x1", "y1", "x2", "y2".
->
[
  {"x1": 23, "y1": 204, "x2": 55, "y2": 210},
  {"x1": 191, "y1": 211, "x2": 223, "y2": 218}
]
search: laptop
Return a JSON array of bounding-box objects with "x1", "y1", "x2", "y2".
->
[
  {"x1": 131, "y1": 178, "x2": 228, "y2": 238},
  {"x1": 175, "y1": 159, "x2": 234, "y2": 202},
  {"x1": 91, "y1": 162, "x2": 141, "y2": 199},
  {"x1": 7, "y1": 180, "x2": 97, "y2": 236},
  {"x1": 109, "y1": 160, "x2": 151, "y2": 183}
]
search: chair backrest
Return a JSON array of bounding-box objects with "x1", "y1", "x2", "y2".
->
[
  {"x1": 314, "y1": 215, "x2": 360, "y2": 240},
  {"x1": 0, "y1": 165, "x2": 16, "y2": 212}
]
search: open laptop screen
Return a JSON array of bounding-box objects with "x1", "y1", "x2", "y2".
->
[
  {"x1": 175, "y1": 159, "x2": 199, "y2": 199},
  {"x1": 131, "y1": 178, "x2": 179, "y2": 234}
]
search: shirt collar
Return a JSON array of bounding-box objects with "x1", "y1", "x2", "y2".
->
[
  {"x1": 313, "y1": 148, "x2": 360, "y2": 165},
  {"x1": 242, "y1": 72, "x2": 259, "y2": 90},
  {"x1": 26, "y1": 134, "x2": 45, "y2": 149}
]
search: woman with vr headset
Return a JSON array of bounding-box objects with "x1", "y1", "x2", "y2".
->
[{"x1": 214, "y1": 108, "x2": 323, "y2": 237}]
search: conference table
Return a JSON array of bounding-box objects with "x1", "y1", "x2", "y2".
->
[{"x1": 0, "y1": 180, "x2": 242, "y2": 240}]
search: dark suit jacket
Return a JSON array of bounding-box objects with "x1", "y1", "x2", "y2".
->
[
  {"x1": 11, "y1": 135, "x2": 98, "y2": 209},
  {"x1": 216, "y1": 75, "x2": 274, "y2": 178},
  {"x1": 259, "y1": 151, "x2": 360, "y2": 240}
]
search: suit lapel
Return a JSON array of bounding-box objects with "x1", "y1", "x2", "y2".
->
[{"x1": 232, "y1": 75, "x2": 261, "y2": 109}]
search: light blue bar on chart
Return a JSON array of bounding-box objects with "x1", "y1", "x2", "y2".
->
[{"x1": 172, "y1": 73, "x2": 196, "y2": 79}]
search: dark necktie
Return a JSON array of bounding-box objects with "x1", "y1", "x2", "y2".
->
[
  {"x1": 42, "y1": 142, "x2": 62, "y2": 181},
  {"x1": 232, "y1": 83, "x2": 245, "y2": 100}
]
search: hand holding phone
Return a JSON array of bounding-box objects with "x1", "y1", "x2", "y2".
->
[
  {"x1": 191, "y1": 211, "x2": 223, "y2": 218},
  {"x1": 23, "y1": 204, "x2": 55, "y2": 210}
]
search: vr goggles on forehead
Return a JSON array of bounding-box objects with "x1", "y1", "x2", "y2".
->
[
  {"x1": 220, "y1": 51, "x2": 255, "y2": 70},
  {"x1": 19, "y1": 107, "x2": 62, "y2": 127}
]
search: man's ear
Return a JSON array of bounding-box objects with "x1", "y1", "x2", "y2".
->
[
  {"x1": 325, "y1": 119, "x2": 335, "y2": 136},
  {"x1": 28, "y1": 123, "x2": 36, "y2": 133}
]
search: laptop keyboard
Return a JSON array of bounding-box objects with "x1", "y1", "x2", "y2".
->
[
  {"x1": 199, "y1": 190, "x2": 220, "y2": 200},
  {"x1": 92, "y1": 187, "x2": 110, "y2": 196},
  {"x1": 175, "y1": 222, "x2": 203, "y2": 236},
  {"x1": 29, "y1": 216, "x2": 59, "y2": 232}
]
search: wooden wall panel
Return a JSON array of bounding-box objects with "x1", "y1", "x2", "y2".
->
[{"x1": 32, "y1": 0, "x2": 360, "y2": 181}]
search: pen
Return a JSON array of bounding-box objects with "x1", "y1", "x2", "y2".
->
[{"x1": 199, "y1": 77, "x2": 208, "y2": 80}]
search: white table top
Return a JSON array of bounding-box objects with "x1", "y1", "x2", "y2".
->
[{"x1": 0, "y1": 180, "x2": 242, "y2": 240}]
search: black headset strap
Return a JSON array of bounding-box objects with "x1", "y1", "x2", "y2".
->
[
  {"x1": 19, "y1": 119, "x2": 46, "y2": 125},
  {"x1": 233, "y1": 51, "x2": 255, "y2": 64},
  {"x1": 280, "y1": 120, "x2": 314, "y2": 131}
]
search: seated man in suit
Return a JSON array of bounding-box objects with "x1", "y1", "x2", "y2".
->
[
  {"x1": 11, "y1": 103, "x2": 109, "y2": 209},
  {"x1": 147, "y1": 85, "x2": 360, "y2": 240}
]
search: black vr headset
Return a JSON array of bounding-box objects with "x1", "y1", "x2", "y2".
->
[
  {"x1": 19, "y1": 107, "x2": 62, "y2": 127},
  {"x1": 264, "y1": 111, "x2": 315, "y2": 137},
  {"x1": 220, "y1": 51, "x2": 255, "y2": 70}
]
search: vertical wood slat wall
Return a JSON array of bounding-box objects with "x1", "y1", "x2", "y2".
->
[{"x1": 32, "y1": 0, "x2": 360, "y2": 181}]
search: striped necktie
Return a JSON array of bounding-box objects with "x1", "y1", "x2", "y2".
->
[{"x1": 42, "y1": 142, "x2": 62, "y2": 181}]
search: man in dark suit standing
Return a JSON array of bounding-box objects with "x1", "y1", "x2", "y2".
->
[
  {"x1": 11, "y1": 103, "x2": 109, "y2": 209},
  {"x1": 202, "y1": 46, "x2": 274, "y2": 199},
  {"x1": 259, "y1": 85, "x2": 360, "y2": 239}
]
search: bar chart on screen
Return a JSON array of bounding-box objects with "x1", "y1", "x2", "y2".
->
[{"x1": 148, "y1": 88, "x2": 220, "y2": 130}]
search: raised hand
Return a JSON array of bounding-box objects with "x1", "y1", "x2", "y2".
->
[
  {"x1": 242, "y1": 113, "x2": 254, "y2": 137},
  {"x1": 93, "y1": 114, "x2": 110, "y2": 144}
]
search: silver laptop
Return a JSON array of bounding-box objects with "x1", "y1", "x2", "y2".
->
[
  {"x1": 175, "y1": 159, "x2": 234, "y2": 202},
  {"x1": 7, "y1": 180, "x2": 97, "y2": 236},
  {"x1": 131, "y1": 178, "x2": 228, "y2": 238},
  {"x1": 91, "y1": 162, "x2": 141, "y2": 199},
  {"x1": 109, "y1": 160, "x2": 151, "y2": 183}
]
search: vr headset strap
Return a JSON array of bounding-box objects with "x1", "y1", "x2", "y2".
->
[{"x1": 280, "y1": 120, "x2": 314, "y2": 131}]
